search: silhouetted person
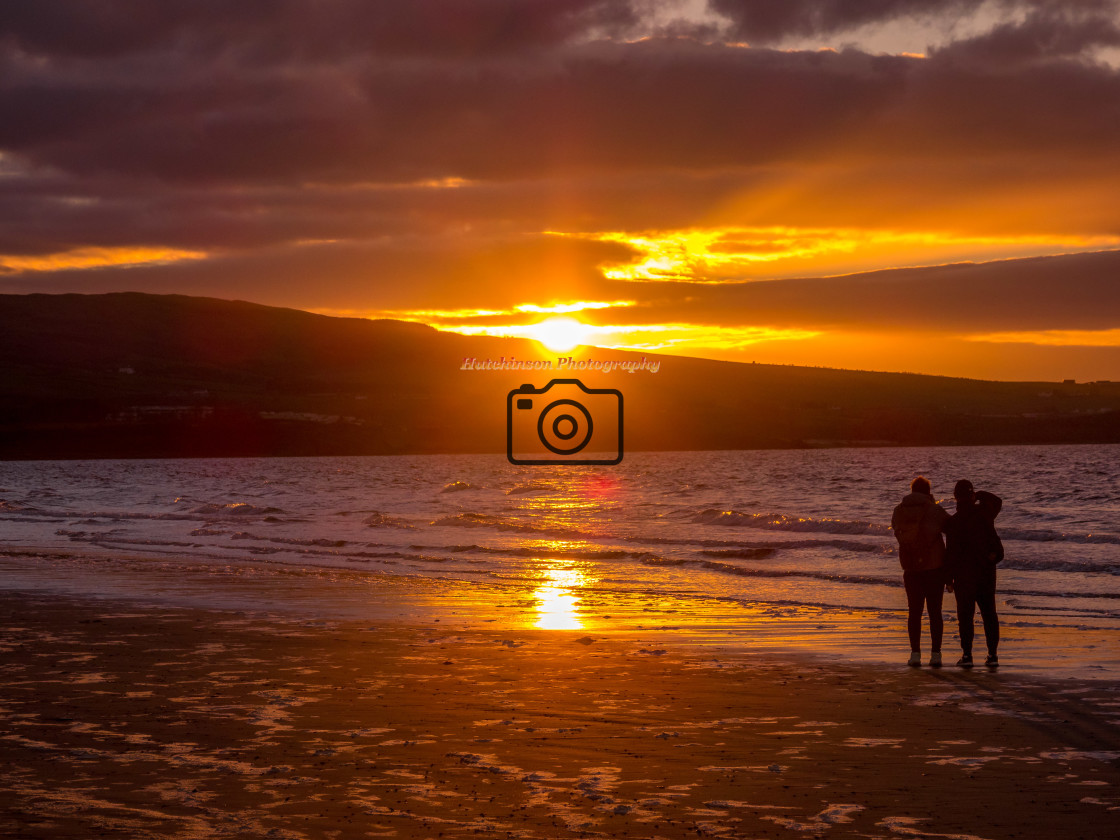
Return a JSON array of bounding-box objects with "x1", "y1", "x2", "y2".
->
[
  {"x1": 945, "y1": 479, "x2": 1003, "y2": 668},
  {"x1": 891, "y1": 476, "x2": 950, "y2": 667}
]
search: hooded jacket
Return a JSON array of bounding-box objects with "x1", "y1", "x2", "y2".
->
[
  {"x1": 891, "y1": 492, "x2": 949, "y2": 572},
  {"x1": 945, "y1": 491, "x2": 1003, "y2": 582}
]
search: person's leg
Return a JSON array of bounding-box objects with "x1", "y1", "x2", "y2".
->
[
  {"x1": 954, "y1": 578, "x2": 977, "y2": 658},
  {"x1": 903, "y1": 572, "x2": 924, "y2": 655},
  {"x1": 976, "y1": 568, "x2": 1000, "y2": 658},
  {"x1": 925, "y1": 570, "x2": 945, "y2": 653}
]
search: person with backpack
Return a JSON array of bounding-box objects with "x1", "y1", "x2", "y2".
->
[
  {"x1": 945, "y1": 480, "x2": 1004, "y2": 668},
  {"x1": 891, "y1": 476, "x2": 951, "y2": 667}
]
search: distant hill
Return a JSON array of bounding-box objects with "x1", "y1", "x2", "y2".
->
[{"x1": 1, "y1": 292, "x2": 1119, "y2": 459}]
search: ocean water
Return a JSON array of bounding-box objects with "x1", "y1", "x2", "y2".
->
[{"x1": 2, "y1": 445, "x2": 1118, "y2": 672}]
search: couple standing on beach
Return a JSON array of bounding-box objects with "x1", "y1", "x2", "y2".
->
[{"x1": 891, "y1": 477, "x2": 1003, "y2": 669}]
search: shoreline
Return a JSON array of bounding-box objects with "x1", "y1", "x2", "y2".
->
[
  {"x1": 3, "y1": 546, "x2": 1119, "y2": 683},
  {"x1": 4, "y1": 441, "x2": 1120, "y2": 463},
  {"x1": 2, "y1": 589, "x2": 1119, "y2": 839}
]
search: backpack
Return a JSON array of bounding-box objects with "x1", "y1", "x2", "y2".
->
[
  {"x1": 893, "y1": 502, "x2": 934, "y2": 571},
  {"x1": 893, "y1": 507, "x2": 924, "y2": 554}
]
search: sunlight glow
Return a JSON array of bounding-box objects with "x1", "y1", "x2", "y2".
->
[
  {"x1": 587, "y1": 323, "x2": 820, "y2": 351},
  {"x1": 309, "y1": 306, "x2": 511, "y2": 321},
  {"x1": 308, "y1": 300, "x2": 632, "y2": 325},
  {"x1": 528, "y1": 317, "x2": 593, "y2": 352},
  {"x1": 413, "y1": 176, "x2": 472, "y2": 188},
  {"x1": 0, "y1": 246, "x2": 208, "y2": 274},
  {"x1": 966, "y1": 329, "x2": 1120, "y2": 347},
  {"x1": 533, "y1": 565, "x2": 587, "y2": 630},
  {"x1": 424, "y1": 320, "x2": 818, "y2": 353},
  {"x1": 548, "y1": 227, "x2": 1120, "y2": 284},
  {"x1": 516, "y1": 300, "x2": 636, "y2": 315}
]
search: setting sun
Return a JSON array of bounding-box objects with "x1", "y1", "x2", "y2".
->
[{"x1": 530, "y1": 317, "x2": 592, "y2": 353}]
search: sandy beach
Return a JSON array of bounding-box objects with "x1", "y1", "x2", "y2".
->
[{"x1": 2, "y1": 586, "x2": 1119, "y2": 839}]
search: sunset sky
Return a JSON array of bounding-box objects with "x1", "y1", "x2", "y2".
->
[{"x1": 2, "y1": 0, "x2": 1119, "y2": 381}]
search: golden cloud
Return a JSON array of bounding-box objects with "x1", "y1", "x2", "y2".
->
[
  {"x1": 966, "y1": 329, "x2": 1120, "y2": 347},
  {"x1": 0, "y1": 247, "x2": 209, "y2": 274},
  {"x1": 549, "y1": 227, "x2": 1120, "y2": 284}
]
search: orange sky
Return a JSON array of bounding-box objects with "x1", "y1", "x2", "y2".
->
[{"x1": 1, "y1": 1, "x2": 1119, "y2": 381}]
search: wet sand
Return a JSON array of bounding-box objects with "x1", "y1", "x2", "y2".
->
[
  {"x1": 4, "y1": 548, "x2": 1119, "y2": 682},
  {"x1": 2, "y1": 591, "x2": 1118, "y2": 839}
]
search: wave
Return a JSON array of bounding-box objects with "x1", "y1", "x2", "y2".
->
[
  {"x1": 430, "y1": 512, "x2": 589, "y2": 539},
  {"x1": 505, "y1": 482, "x2": 557, "y2": 496},
  {"x1": 0, "y1": 499, "x2": 67, "y2": 522},
  {"x1": 423, "y1": 542, "x2": 658, "y2": 562},
  {"x1": 690, "y1": 508, "x2": 1117, "y2": 546},
  {"x1": 634, "y1": 556, "x2": 1120, "y2": 602},
  {"x1": 188, "y1": 502, "x2": 286, "y2": 517},
  {"x1": 362, "y1": 512, "x2": 415, "y2": 529},
  {"x1": 49, "y1": 529, "x2": 480, "y2": 569},
  {"x1": 0, "y1": 513, "x2": 66, "y2": 524},
  {"x1": 624, "y1": 533, "x2": 886, "y2": 554},
  {"x1": 55, "y1": 530, "x2": 198, "y2": 550},
  {"x1": 230, "y1": 532, "x2": 347, "y2": 548},
  {"x1": 639, "y1": 556, "x2": 689, "y2": 567},
  {"x1": 429, "y1": 512, "x2": 887, "y2": 555},
  {"x1": 700, "y1": 548, "x2": 777, "y2": 560},
  {"x1": 1000, "y1": 556, "x2": 1120, "y2": 575},
  {"x1": 692, "y1": 509, "x2": 891, "y2": 536},
  {"x1": 999, "y1": 527, "x2": 1120, "y2": 546},
  {"x1": 696, "y1": 559, "x2": 898, "y2": 587},
  {"x1": 5, "y1": 501, "x2": 290, "y2": 524},
  {"x1": 441, "y1": 481, "x2": 474, "y2": 493}
]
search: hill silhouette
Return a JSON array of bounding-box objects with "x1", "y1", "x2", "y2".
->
[{"x1": 2, "y1": 292, "x2": 1119, "y2": 459}]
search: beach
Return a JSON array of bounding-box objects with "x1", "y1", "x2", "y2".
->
[
  {"x1": 3, "y1": 585, "x2": 1119, "y2": 839},
  {"x1": 2, "y1": 447, "x2": 1118, "y2": 682},
  {"x1": 3, "y1": 448, "x2": 1119, "y2": 837}
]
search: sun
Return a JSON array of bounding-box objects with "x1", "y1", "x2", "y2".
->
[{"x1": 530, "y1": 317, "x2": 592, "y2": 353}]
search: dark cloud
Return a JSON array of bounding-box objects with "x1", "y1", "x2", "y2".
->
[
  {"x1": 0, "y1": 168, "x2": 786, "y2": 258},
  {"x1": 0, "y1": 0, "x2": 637, "y2": 59},
  {"x1": 708, "y1": 0, "x2": 972, "y2": 43},
  {"x1": 708, "y1": 0, "x2": 1120, "y2": 45},
  {"x1": 929, "y1": 6, "x2": 1120, "y2": 66},
  {"x1": 0, "y1": 40, "x2": 901, "y2": 183},
  {"x1": 2, "y1": 19, "x2": 1118, "y2": 194}
]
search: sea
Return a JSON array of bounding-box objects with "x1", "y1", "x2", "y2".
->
[{"x1": 2, "y1": 445, "x2": 1118, "y2": 675}]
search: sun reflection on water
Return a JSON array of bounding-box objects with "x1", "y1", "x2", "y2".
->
[
  {"x1": 533, "y1": 563, "x2": 588, "y2": 630},
  {"x1": 505, "y1": 474, "x2": 617, "y2": 630}
]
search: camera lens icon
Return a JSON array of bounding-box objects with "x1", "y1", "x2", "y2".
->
[
  {"x1": 507, "y1": 379, "x2": 623, "y2": 465},
  {"x1": 538, "y1": 399, "x2": 593, "y2": 456}
]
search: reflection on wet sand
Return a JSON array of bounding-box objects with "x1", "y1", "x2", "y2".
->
[{"x1": 533, "y1": 564, "x2": 587, "y2": 630}]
